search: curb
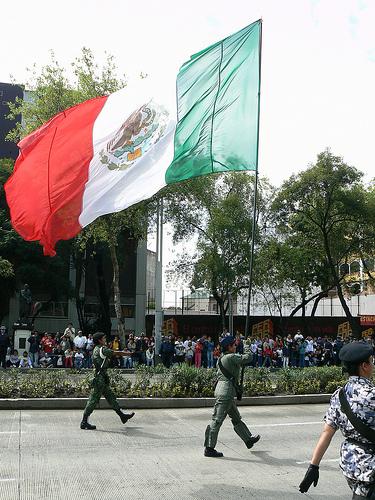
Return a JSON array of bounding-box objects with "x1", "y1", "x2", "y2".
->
[{"x1": 0, "y1": 394, "x2": 331, "y2": 410}]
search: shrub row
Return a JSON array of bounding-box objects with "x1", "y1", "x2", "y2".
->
[{"x1": 0, "y1": 365, "x2": 361, "y2": 399}]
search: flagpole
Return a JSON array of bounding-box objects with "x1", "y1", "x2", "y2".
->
[
  {"x1": 245, "y1": 19, "x2": 262, "y2": 338},
  {"x1": 154, "y1": 198, "x2": 163, "y2": 360}
]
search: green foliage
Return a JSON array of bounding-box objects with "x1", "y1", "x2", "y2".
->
[
  {"x1": 270, "y1": 150, "x2": 373, "y2": 323},
  {"x1": 128, "y1": 364, "x2": 217, "y2": 398},
  {"x1": 275, "y1": 367, "x2": 346, "y2": 395},
  {"x1": 164, "y1": 173, "x2": 274, "y2": 326},
  {"x1": 0, "y1": 365, "x2": 358, "y2": 399},
  {"x1": 107, "y1": 369, "x2": 132, "y2": 397},
  {"x1": 0, "y1": 258, "x2": 13, "y2": 278},
  {"x1": 243, "y1": 367, "x2": 274, "y2": 396},
  {"x1": 6, "y1": 48, "x2": 126, "y2": 143}
]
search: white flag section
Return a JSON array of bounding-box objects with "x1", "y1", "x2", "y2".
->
[
  {"x1": 5, "y1": 77, "x2": 176, "y2": 256},
  {"x1": 80, "y1": 81, "x2": 175, "y2": 226}
]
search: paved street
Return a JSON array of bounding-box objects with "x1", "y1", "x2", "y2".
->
[{"x1": 0, "y1": 404, "x2": 349, "y2": 500}]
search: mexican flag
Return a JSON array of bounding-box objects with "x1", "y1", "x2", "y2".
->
[{"x1": 5, "y1": 20, "x2": 261, "y2": 256}]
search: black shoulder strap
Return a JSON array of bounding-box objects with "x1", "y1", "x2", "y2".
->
[
  {"x1": 339, "y1": 388, "x2": 375, "y2": 444},
  {"x1": 218, "y1": 358, "x2": 236, "y2": 382}
]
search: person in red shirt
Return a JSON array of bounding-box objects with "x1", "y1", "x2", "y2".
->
[
  {"x1": 213, "y1": 345, "x2": 221, "y2": 368},
  {"x1": 195, "y1": 340, "x2": 203, "y2": 368},
  {"x1": 40, "y1": 333, "x2": 55, "y2": 354},
  {"x1": 262, "y1": 339, "x2": 272, "y2": 368}
]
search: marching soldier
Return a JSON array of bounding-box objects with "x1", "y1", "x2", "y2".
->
[
  {"x1": 299, "y1": 342, "x2": 375, "y2": 499},
  {"x1": 204, "y1": 335, "x2": 260, "y2": 457},
  {"x1": 80, "y1": 332, "x2": 135, "y2": 430}
]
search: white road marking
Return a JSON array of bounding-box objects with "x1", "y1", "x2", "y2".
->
[
  {"x1": 0, "y1": 478, "x2": 17, "y2": 482},
  {"x1": 0, "y1": 431, "x2": 20, "y2": 434},
  {"x1": 296, "y1": 458, "x2": 340, "y2": 464},
  {"x1": 252, "y1": 421, "x2": 322, "y2": 428}
]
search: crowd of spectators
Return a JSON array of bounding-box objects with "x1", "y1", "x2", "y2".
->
[
  {"x1": 0, "y1": 322, "x2": 373, "y2": 370},
  {"x1": 157, "y1": 330, "x2": 375, "y2": 369},
  {"x1": 244, "y1": 331, "x2": 357, "y2": 368},
  {"x1": 2, "y1": 323, "x2": 96, "y2": 369}
]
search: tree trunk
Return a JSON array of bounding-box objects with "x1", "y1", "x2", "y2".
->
[
  {"x1": 109, "y1": 241, "x2": 126, "y2": 340},
  {"x1": 290, "y1": 285, "x2": 336, "y2": 318},
  {"x1": 311, "y1": 292, "x2": 325, "y2": 317},
  {"x1": 299, "y1": 288, "x2": 309, "y2": 336},
  {"x1": 300, "y1": 289, "x2": 306, "y2": 318},
  {"x1": 73, "y1": 251, "x2": 85, "y2": 332},
  {"x1": 213, "y1": 291, "x2": 226, "y2": 331},
  {"x1": 323, "y1": 232, "x2": 360, "y2": 336},
  {"x1": 94, "y1": 248, "x2": 112, "y2": 336}
]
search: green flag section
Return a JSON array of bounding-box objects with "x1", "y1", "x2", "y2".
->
[{"x1": 165, "y1": 19, "x2": 261, "y2": 185}]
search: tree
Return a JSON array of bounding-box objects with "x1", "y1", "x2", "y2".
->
[
  {"x1": 272, "y1": 150, "x2": 369, "y2": 335},
  {"x1": 357, "y1": 179, "x2": 375, "y2": 290},
  {"x1": 253, "y1": 236, "x2": 310, "y2": 321},
  {"x1": 164, "y1": 172, "x2": 271, "y2": 330}
]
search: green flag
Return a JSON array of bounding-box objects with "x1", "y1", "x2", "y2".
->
[{"x1": 165, "y1": 19, "x2": 262, "y2": 184}]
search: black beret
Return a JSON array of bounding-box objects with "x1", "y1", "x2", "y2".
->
[
  {"x1": 220, "y1": 335, "x2": 235, "y2": 349},
  {"x1": 93, "y1": 332, "x2": 106, "y2": 343},
  {"x1": 339, "y1": 342, "x2": 373, "y2": 363}
]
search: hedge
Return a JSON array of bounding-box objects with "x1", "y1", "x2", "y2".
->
[{"x1": 0, "y1": 365, "x2": 362, "y2": 399}]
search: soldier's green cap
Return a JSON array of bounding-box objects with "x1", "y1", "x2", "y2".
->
[
  {"x1": 339, "y1": 342, "x2": 373, "y2": 363},
  {"x1": 93, "y1": 332, "x2": 106, "y2": 344}
]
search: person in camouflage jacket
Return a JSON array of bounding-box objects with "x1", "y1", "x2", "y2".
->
[{"x1": 299, "y1": 341, "x2": 375, "y2": 499}]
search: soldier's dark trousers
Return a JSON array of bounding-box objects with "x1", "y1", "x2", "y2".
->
[
  {"x1": 205, "y1": 397, "x2": 253, "y2": 448},
  {"x1": 83, "y1": 374, "x2": 121, "y2": 417}
]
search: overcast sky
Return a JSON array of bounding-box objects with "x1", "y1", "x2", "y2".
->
[{"x1": 2, "y1": 0, "x2": 374, "y2": 291}]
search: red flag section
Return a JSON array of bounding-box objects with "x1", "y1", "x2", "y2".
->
[{"x1": 4, "y1": 96, "x2": 107, "y2": 256}]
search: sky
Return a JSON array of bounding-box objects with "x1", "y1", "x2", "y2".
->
[
  {"x1": 2, "y1": 0, "x2": 375, "y2": 292},
  {"x1": 1, "y1": 0, "x2": 374, "y2": 186}
]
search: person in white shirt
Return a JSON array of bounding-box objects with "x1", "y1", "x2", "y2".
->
[
  {"x1": 146, "y1": 347, "x2": 154, "y2": 367},
  {"x1": 185, "y1": 342, "x2": 194, "y2": 365},
  {"x1": 74, "y1": 349, "x2": 85, "y2": 369},
  {"x1": 64, "y1": 323, "x2": 76, "y2": 342},
  {"x1": 19, "y1": 352, "x2": 33, "y2": 368},
  {"x1": 183, "y1": 337, "x2": 192, "y2": 350},
  {"x1": 86, "y1": 334, "x2": 94, "y2": 352},
  {"x1": 73, "y1": 331, "x2": 87, "y2": 350},
  {"x1": 305, "y1": 337, "x2": 314, "y2": 354},
  {"x1": 294, "y1": 330, "x2": 304, "y2": 342}
]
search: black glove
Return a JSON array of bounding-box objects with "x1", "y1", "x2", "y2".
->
[{"x1": 299, "y1": 464, "x2": 319, "y2": 493}]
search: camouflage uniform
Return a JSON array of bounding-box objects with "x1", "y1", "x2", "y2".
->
[
  {"x1": 83, "y1": 345, "x2": 121, "y2": 417},
  {"x1": 205, "y1": 351, "x2": 254, "y2": 448},
  {"x1": 325, "y1": 376, "x2": 375, "y2": 498}
]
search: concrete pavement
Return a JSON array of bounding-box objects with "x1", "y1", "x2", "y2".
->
[{"x1": 0, "y1": 404, "x2": 349, "y2": 500}]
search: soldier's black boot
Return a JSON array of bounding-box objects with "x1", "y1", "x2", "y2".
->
[
  {"x1": 246, "y1": 434, "x2": 260, "y2": 449},
  {"x1": 204, "y1": 447, "x2": 224, "y2": 458},
  {"x1": 116, "y1": 409, "x2": 135, "y2": 424},
  {"x1": 80, "y1": 415, "x2": 96, "y2": 430}
]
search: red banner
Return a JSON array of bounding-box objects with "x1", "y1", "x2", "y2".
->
[{"x1": 360, "y1": 315, "x2": 375, "y2": 326}]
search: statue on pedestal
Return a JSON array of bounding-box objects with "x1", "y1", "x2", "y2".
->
[{"x1": 19, "y1": 284, "x2": 32, "y2": 323}]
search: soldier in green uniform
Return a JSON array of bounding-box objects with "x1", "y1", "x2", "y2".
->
[
  {"x1": 204, "y1": 335, "x2": 260, "y2": 457},
  {"x1": 80, "y1": 332, "x2": 135, "y2": 430}
]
